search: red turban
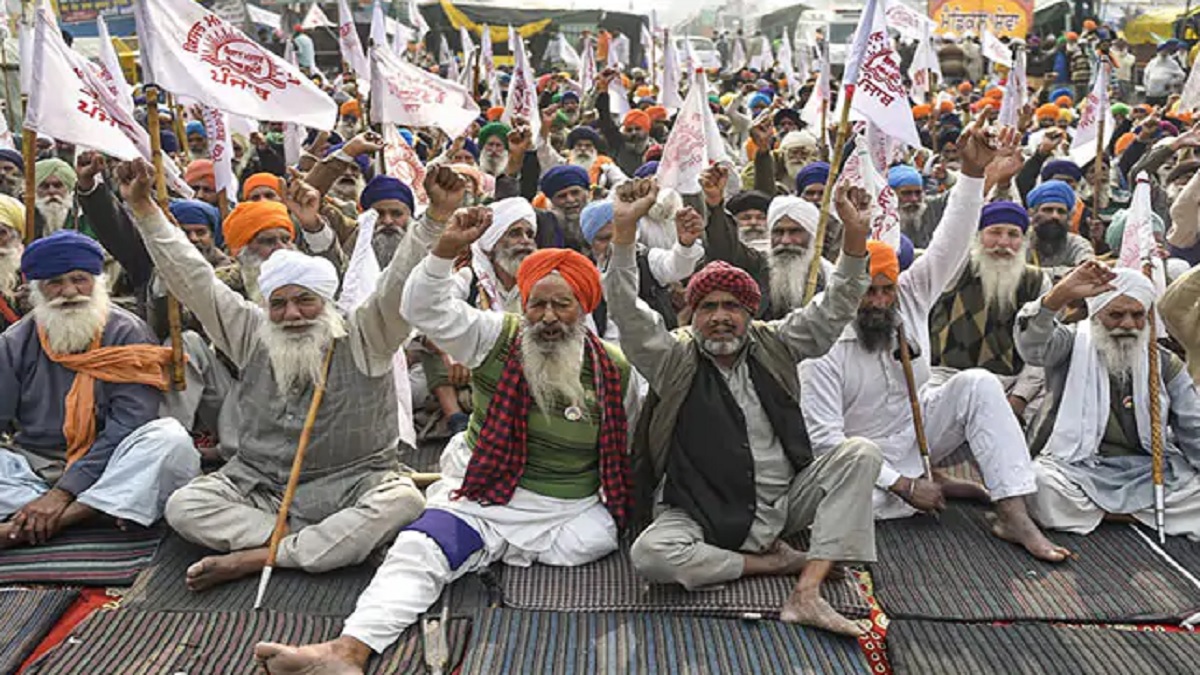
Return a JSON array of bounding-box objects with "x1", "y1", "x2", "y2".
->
[
  {"x1": 866, "y1": 240, "x2": 900, "y2": 283},
  {"x1": 223, "y1": 200, "x2": 295, "y2": 254},
  {"x1": 686, "y1": 261, "x2": 761, "y2": 313},
  {"x1": 241, "y1": 173, "x2": 284, "y2": 200},
  {"x1": 516, "y1": 249, "x2": 603, "y2": 313},
  {"x1": 623, "y1": 110, "x2": 651, "y2": 132}
]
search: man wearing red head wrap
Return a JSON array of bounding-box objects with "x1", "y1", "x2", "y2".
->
[{"x1": 605, "y1": 178, "x2": 881, "y2": 637}]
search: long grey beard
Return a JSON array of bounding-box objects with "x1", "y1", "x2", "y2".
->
[
  {"x1": 330, "y1": 176, "x2": 365, "y2": 203},
  {"x1": 899, "y1": 202, "x2": 926, "y2": 235},
  {"x1": 257, "y1": 303, "x2": 346, "y2": 395},
  {"x1": 372, "y1": 228, "x2": 405, "y2": 267},
  {"x1": 36, "y1": 197, "x2": 71, "y2": 234},
  {"x1": 0, "y1": 247, "x2": 20, "y2": 297},
  {"x1": 768, "y1": 246, "x2": 815, "y2": 313},
  {"x1": 971, "y1": 239, "x2": 1028, "y2": 316},
  {"x1": 572, "y1": 151, "x2": 596, "y2": 171},
  {"x1": 31, "y1": 280, "x2": 110, "y2": 354},
  {"x1": 519, "y1": 317, "x2": 587, "y2": 417},
  {"x1": 479, "y1": 151, "x2": 509, "y2": 177},
  {"x1": 1091, "y1": 318, "x2": 1148, "y2": 387}
]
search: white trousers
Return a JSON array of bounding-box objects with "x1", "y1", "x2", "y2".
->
[
  {"x1": 0, "y1": 418, "x2": 200, "y2": 526},
  {"x1": 875, "y1": 369, "x2": 1038, "y2": 520}
]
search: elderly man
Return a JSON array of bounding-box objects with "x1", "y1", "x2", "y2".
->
[
  {"x1": 185, "y1": 160, "x2": 219, "y2": 208},
  {"x1": 929, "y1": 202, "x2": 1050, "y2": 420},
  {"x1": 477, "y1": 121, "x2": 510, "y2": 177},
  {"x1": 119, "y1": 160, "x2": 441, "y2": 589},
  {"x1": 0, "y1": 148, "x2": 24, "y2": 197},
  {"x1": 350, "y1": 176, "x2": 414, "y2": 267},
  {"x1": 606, "y1": 178, "x2": 879, "y2": 637},
  {"x1": 1, "y1": 231, "x2": 198, "y2": 549},
  {"x1": 242, "y1": 173, "x2": 285, "y2": 203},
  {"x1": 537, "y1": 123, "x2": 628, "y2": 194},
  {"x1": 0, "y1": 196, "x2": 25, "y2": 331},
  {"x1": 1018, "y1": 263, "x2": 1200, "y2": 537},
  {"x1": 1025, "y1": 179, "x2": 1094, "y2": 279},
  {"x1": 540, "y1": 165, "x2": 592, "y2": 251},
  {"x1": 34, "y1": 158, "x2": 83, "y2": 237},
  {"x1": 743, "y1": 124, "x2": 820, "y2": 196},
  {"x1": 255, "y1": 217, "x2": 639, "y2": 673},
  {"x1": 800, "y1": 125, "x2": 1069, "y2": 562},
  {"x1": 724, "y1": 190, "x2": 771, "y2": 251},
  {"x1": 186, "y1": 120, "x2": 210, "y2": 160},
  {"x1": 596, "y1": 69, "x2": 652, "y2": 176},
  {"x1": 703, "y1": 166, "x2": 835, "y2": 319}
]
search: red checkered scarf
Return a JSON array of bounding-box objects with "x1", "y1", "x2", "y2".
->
[{"x1": 452, "y1": 330, "x2": 631, "y2": 527}]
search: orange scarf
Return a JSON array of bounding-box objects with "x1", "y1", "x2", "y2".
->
[{"x1": 37, "y1": 326, "x2": 175, "y2": 466}]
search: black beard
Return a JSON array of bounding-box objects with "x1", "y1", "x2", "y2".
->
[
  {"x1": 1035, "y1": 220, "x2": 1068, "y2": 248},
  {"x1": 854, "y1": 305, "x2": 898, "y2": 353}
]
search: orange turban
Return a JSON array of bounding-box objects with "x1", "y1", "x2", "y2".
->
[
  {"x1": 1035, "y1": 103, "x2": 1060, "y2": 120},
  {"x1": 242, "y1": 173, "x2": 284, "y2": 200},
  {"x1": 486, "y1": 106, "x2": 505, "y2": 121},
  {"x1": 866, "y1": 240, "x2": 900, "y2": 283},
  {"x1": 1114, "y1": 132, "x2": 1136, "y2": 156},
  {"x1": 957, "y1": 82, "x2": 973, "y2": 95},
  {"x1": 985, "y1": 88, "x2": 1003, "y2": 100},
  {"x1": 635, "y1": 85, "x2": 653, "y2": 98},
  {"x1": 516, "y1": 248, "x2": 602, "y2": 313},
  {"x1": 184, "y1": 160, "x2": 215, "y2": 189},
  {"x1": 1083, "y1": 19, "x2": 1097, "y2": 31},
  {"x1": 223, "y1": 200, "x2": 295, "y2": 255},
  {"x1": 623, "y1": 110, "x2": 651, "y2": 132},
  {"x1": 938, "y1": 100, "x2": 955, "y2": 114},
  {"x1": 912, "y1": 104, "x2": 932, "y2": 119},
  {"x1": 1066, "y1": 31, "x2": 1079, "y2": 41},
  {"x1": 646, "y1": 105, "x2": 668, "y2": 122},
  {"x1": 1054, "y1": 95, "x2": 1073, "y2": 107},
  {"x1": 339, "y1": 99, "x2": 361, "y2": 117}
]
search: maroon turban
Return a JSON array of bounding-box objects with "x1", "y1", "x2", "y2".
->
[{"x1": 685, "y1": 261, "x2": 761, "y2": 314}]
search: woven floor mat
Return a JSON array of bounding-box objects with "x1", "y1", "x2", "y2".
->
[
  {"x1": 460, "y1": 608, "x2": 870, "y2": 674},
  {"x1": 1152, "y1": 527, "x2": 1200, "y2": 580},
  {"x1": 122, "y1": 533, "x2": 377, "y2": 616},
  {"x1": 500, "y1": 541, "x2": 869, "y2": 619},
  {"x1": 0, "y1": 524, "x2": 162, "y2": 586},
  {"x1": 24, "y1": 608, "x2": 471, "y2": 675},
  {"x1": 0, "y1": 586, "x2": 80, "y2": 673},
  {"x1": 873, "y1": 504, "x2": 1200, "y2": 622},
  {"x1": 933, "y1": 444, "x2": 984, "y2": 484},
  {"x1": 888, "y1": 620, "x2": 1200, "y2": 675}
]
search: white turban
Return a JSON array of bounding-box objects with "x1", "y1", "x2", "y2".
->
[
  {"x1": 481, "y1": 197, "x2": 537, "y2": 253},
  {"x1": 779, "y1": 130, "x2": 818, "y2": 152},
  {"x1": 259, "y1": 249, "x2": 340, "y2": 302},
  {"x1": 766, "y1": 196, "x2": 819, "y2": 234},
  {"x1": 1086, "y1": 268, "x2": 1157, "y2": 315}
]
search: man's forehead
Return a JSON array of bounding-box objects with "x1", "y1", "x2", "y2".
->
[
  {"x1": 1105, "y1": 295, "x2": 1146, "y2": 313},
  {"x1": 252, "y1": 227, "x2": 292, "y2": 242},
  {"x1": 269, "y1": 284, "x2": 321, "y2": 301}
]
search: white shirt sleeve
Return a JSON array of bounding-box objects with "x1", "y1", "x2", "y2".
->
[
  {"x1": 646, "y1": 242, "x2": 704, "y2": 285},
  {"x1": 400, "y1": 254, "x2": 505, "y2": 369}
]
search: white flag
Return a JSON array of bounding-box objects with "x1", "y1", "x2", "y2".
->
[
  {"x1": 580, "y1": 37, "x2": 597, "y2": 94},
  {"x1": 608, "y1": 79, "x2": 631, "y2": 118},
  {"x1": 282, "y1": 49, "x2": 306, "y2": 168},
  {"x1": 1069, "y1": 61, "x2": 1113, "y2": 166},
  {"x1": 201, "y1": 105, "x2": 237, "y2": 202},
  {"x1": 134, "y1": 0, "x2": 336, "y2": 129},
  {"x1": 837, "y1": 132, "x2": 900, "y2": 249},
  {"x1": 800, "y1": 55, "x2": 831, "y2": 129},
  {"x1": 382, "y1": 124, "x2": 428, "y2": 207},
  {"x1": 727, "y1": 38, "x2": 746, "y2": 73},
  {"x1": 884, "y1": 0, "x2": 935, "y2": 42},
  {"x1": 659, "y1": 32, "x2": 683, "y2": 111},
  {"x1": 19, "y1": 0, "x2": 56, "y2": 96},
  {"x1": 1179, "y1": 57, "x2": 1200, "y2": 112},
  {"x1": 982, "y1": 29, "x2": 1013, "y2": 67},
  {"x1": 392, "y1": 21, "x2": 413, "y2": 55},
  {"x1": 656, "y1": 80, "x2": 720, "y2": 194},
  {"x1": 1119, "y1": 173, "x2": 1157, "y2": 271},
  {"x1": 301, "y1": 2, "x2": 333, "y2": 29},
  {"x1": 502, "y1": 27, "x2": 540, "y2": 139},
  {"x1": 847, "y1": 0, "x2": 921, "y2": 148},
  {"x1": 641, "y1": 24, "x2": 655, "y2": 70},
  {"x1": 370, "y1": 46, "x2": 479, "y2": 138},
  {"x1": 94, "y1": 16, "x2": 134, "y2": 114},
  {"x1": 337, "y1": 0, "x2": 369, "y2": 80},
  {"x1": 480, "y1": 24, "x2": 499, "y2": 98},
  {"x1": 0, "y1": 110, "x2": 16, "y2": 150},
  {"x1": 796, "y1": 41, "x2": 811, "y2": 77},
  {"x1": 777, "y1": 29, "x2": 797, "y2": 92},
  {"x1": 370, "y1": 0, "x2": 387, "y2": 49},
  {"x1": 998, "y1": 49, "x2": 1026, "y2": 127},
  {"x1": 408, "y1": 0, "x2": 429, "y2": 42},
  {"x1": 460, "y1": 26, "x2": 476, "y2": 83},
  {"x1": 907, "y1": 23, "x2": 940, "y2": 104}
]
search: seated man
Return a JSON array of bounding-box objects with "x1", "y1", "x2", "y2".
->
[
  {"x1": 800, "y1": 125, "x2": 1069, "y2": 562},
  {"x1": 0, "y1": 196, "x2": 26, "y2": 331},
  {"x1": 119, "y1": 160, "x2": 435, "y2": 589},
  {"x1": 254, "y1": 211, "x2": 639, "y2": 673},
  {"x1": 1017, "y1": 263, "x2": 1200, "y2": 537},
  {"x1": 1025, "y1": 180, "x2": 1094, "y2": 280},
  {"x1": 608, "y1": 178, "x2": 881, "y2": 637},
  {"x1": 1, "y1": 231, "x2": 198, "y2": 548}
]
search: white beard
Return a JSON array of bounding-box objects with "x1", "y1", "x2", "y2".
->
[
  {"x1": 899, "y1": 201, "x2": 927, "y2": 234},
  {"x1": 572, "y1": 151, "x2": 596, "y2": 171},
  {"x1": 257, "y1": 302, "x2": 347, "y2": 395},
  {"x1": 0, "y1": 245, "x2": 21, "y2": 297},
  {"x1": 480, "y1": 151, "x2": 509, "y2": 177},
  {"x1": 784, "y1": 160, "x2": 805, "y2": 181},
  {"x1": 1090, "y1": 317, "x2": 1148, "y2": 387},
  {"x1": 31, "y1": 279, "x2": 110, "y2": 354},
  {"x1": 971, "y1": 238, "x2": 1028, "y2": 316},
  {"x1": 36, "y1": 196, "x2": 71, "y2": 234},
  {"x1": 768, "y1": 245, "x2": 816, "y2": 313},
  {"x1": 330, "y1": 176, "x2": 365, "y2": 202},
  {"x1": 519, "y1": 317, "x2": 587, "y2": 416},
  {"x1": 238, "y1": 249, "x2": 266, "y2": 304}
]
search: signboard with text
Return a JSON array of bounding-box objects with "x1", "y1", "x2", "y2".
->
[{"x1": 929, "y1": 0, "x2": 1033, "y2": 39}]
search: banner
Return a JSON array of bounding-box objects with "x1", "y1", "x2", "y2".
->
[
  {"x1": 929, "y1": 0, "x2": 1033, "y2": 39},
  {"x1": 501, "y1": 26, "x2": 540, "y2": 139},
  {"x1": 982, "y1": 29, "x2": 1013, "y2": 67},
  {"x1": 201, "y1": 105, "x2": 237, "y2": 203},
  {"x1": 656, "y1": 76, "x2": 725, "y2": 195},
  {"x1": 337, "y1": 0, "x2": 369, "y2": 81},
  {"x1": 1069, "y1": 61, "x2": 1113, "y2": 167},
  {"x1": 370, "y1": 45, "x2": 479, "y2": 137},
  {"x1": 885, "y1": 0, "x2": 936, "y2": 42},
  {"x1": 95, "y1": 15, "x2": 135, "y2": 114},
  {"x1": 848, "y1": 0, "x2": 921, "y2": 148}
]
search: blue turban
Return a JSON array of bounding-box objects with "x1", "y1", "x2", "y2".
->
[
  {"x1": 580, "y1": 201, "x2": 614, "y2": 244},
  {"x1": 1027, "y1": 179, "x2": 1076, "y2": 209},
  {"x1": 1040, "y1": 159, "x2": 1083, "y2": 183},
  {"x1": 634, "y1": 161, "x2": 659, "y2": 178},
  {"x1": 21, "y1": 230, "x2": 105, "y2": 281},
  {"x1": 540, "y1": 164, "x2": 590, "y2": 197},
  {"x1": 795, "y1": 161, "x2": 830, "y2": 192},
  {"x1": 398, "y1": 129, "x2": 414, "y2": 146},
  {"x1": 560, "y1": 91, "x2": 580, "y2": 104},
  {"x1": 359, "y1": 175, "x2": 415, "y2": 212},
  {"x1": 898, "y1": 234, "x2": 915, "y2": 271},
  {"x1": 461, "y1": 138, "x2": 479, "y2": 159},
  {"x1": 1049, "y1": 87, "x2": 1074, "y2": 103},
  {"x1": 979, "y1": 200, "x2": 1030, "y2": 232},
  {"x1": 169, "y1": 199, "x2": 224, "y2": 248},
  {"x1": 185, "y1": 120, "x2": 207, "y2": 139},
  {"x1": 160, "y1": 131, "x2": 180, "y2": 155},
  {"x1": 566, "y1": 126, "x2": 601, "y2": 149},
  {"x1": 0, "y1": 148, "x2": 23, "y2": 174},
  {"x1": 888, "y1": 165, "x2": 923, "y2": 189},
  {"x1": 748, "y1": 93, "x2": 771, "y2": 109}
]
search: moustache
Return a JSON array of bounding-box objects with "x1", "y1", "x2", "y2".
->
[
  {"x1": 1109, "y1": 329, "x2": 1141, "y2": 340},
  {"x1": 772, "y1": 243, "x2": 810, "y2": 258},
  {"x1": 983, "y1": 246, "x2": 1017, "y2": 258}
]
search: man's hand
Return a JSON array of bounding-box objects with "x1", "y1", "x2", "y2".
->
[
  {"x1": 1171, "y1": 126, "x2": 1200, "y2": 151},
  {"x1": 1037, "y1": 129, "x2": 1064, "y2": 157},
  {"x1": 1017, "y1": 102, "x2": 1035, "y2": 133},
  {"x1": 1041, "y1": 259, "x2": 1117, "y2": 312},
  {"x1": 596, "y1": 67, "x2": 617, "y2": 92},
  {"x1": 115, "y1": 159, "x2": 158, "y2": 219},
  {"x1": 540, "y1": 105, "x2": 560, "y2": 137},
  {"x1": 342, "y1": 131, "x2": 383, "y2": 159},
  {"x1": 284, "y1": 168, "x2": 324, "y2": 232},
  {"x1": 892, "y1": 477, "x2": 946, "y2": 512},
  {"x1": 432, "y1": 206, "x2": 491, "y2": 259},
  {"x1": 506, "y1": 124, "x2": 532, "y2": 176},
  {"x1": 750, "y1": 117, "x2": 775, "y2": 155},
  {"x1": 675, "y1": 206, "x2": 704, "y2": 247},
  {"x1": 10, "y1": 488, "x2": 73, "y2": 545},
  {"x1": 424, "y1": 165, "x2": 469, "y2": 223},
  {"x1": 612, "y1": 177, "x2": 658, "y2": 245},
  {"x1": 76, "y1": 151, "x2": 107, "y2": 193},
  {"x1": 835, "y1": 183, "x2": 871, "y2": 257},
  {"x1": 959, "y1": 123, "x2": 1017, "y2": 179},
  {"x1": 444, "y1": 355, "x2": 471, "y2": 387},
  {"x1": 985, "y1": 142, "x2": 1024, "y2": 188},
  {"x1": 305, "y1": 130, "x2": 332, "y2": 158},
  {"x1": 1008, "y1": 395, "x2": 1028, "y2": 418},
  {"x1": 699, "y1": 165, "x2": 728, "y2": 207}
]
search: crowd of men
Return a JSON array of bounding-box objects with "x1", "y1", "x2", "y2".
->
[{"x1": 2, "y1": 12, "x2": 1200, "y2": 675}]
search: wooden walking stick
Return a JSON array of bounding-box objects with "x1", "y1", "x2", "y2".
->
[
  {"x1": 896, "y1": 323, "x2": 933, "y2": 479},
  {"x1": 145, "y1": 85, "x2": 187, "y2": 390},
  {"x1": 254, "y1": 345, "x2": 337, "y2": 609},
  {"x1": 1144, "y1": 260, "x2": 1167, "y2": 543},
  {"x1": 803, "y1": 83, "x2": 856, "y2": 305}
]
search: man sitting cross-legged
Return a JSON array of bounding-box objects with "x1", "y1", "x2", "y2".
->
[
  {"x1": 606, "y1": 178, "x2": 882, "y2": 637},
  {"x1": 119, "y1": 160, "x2": 435, "y2": 590},
  {"x1": 254, "y1": 207, "x2": 640, "y2": 673}
]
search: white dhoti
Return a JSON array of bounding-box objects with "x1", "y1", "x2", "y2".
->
[
  {"x1": 875, "y1": 369, "x2": 1038, "y2": 520},
  {"x1": 0, "y1": 418, "x2": 200, "y2": 526}
]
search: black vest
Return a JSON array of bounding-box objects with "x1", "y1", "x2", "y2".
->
[
  {"x1": 664, "y1": 356, "x2": 814, "y2": 550},
  {"x1": 594, "y1": 249, "x2": 678, "y2": 337}
]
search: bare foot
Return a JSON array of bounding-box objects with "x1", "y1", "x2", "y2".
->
[
  {"x1": 991, "y1": 511, "x2": 1071, "y2": 563},
  {"x1": 744, "y1": 541, "x2": 807, "y2": 577},
  {"x1": 255, "y1": 638, "x2": 368, "y2": 675},
  {"x1": 0, "y1": 522, "x2": 25, "y2": 550},
  {"x1": 779, "y1": 592, "x2": 865, "y2": 637},
  {"x1": 933, "y1": 471, "x2": 992, "y2": 504},
  {"x1": 185, "y1": 548, "x2": 269, "y2": 591}
]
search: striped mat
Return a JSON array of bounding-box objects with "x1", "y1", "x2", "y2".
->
[
  {"x1": 873, "y1": 504, "x2": 1200, "y2": 622},
  {"x1": 1153, "y1": 527, "x2": 1200, "y2": 580},
  {"x1": 0, "y1": 586, "x2": 80, "y2": 673},
  {"x1": 24, "y1": 608, "x2": 471, "y2": 674},
  {"x1": 888, "y1": 620, "x2": 1200, "y2": 675},
  {"x1": 501, "y1": 544, "x2": 869, "y2": 619},
  {"x1": 122, "y1": 533, "x2": 377, "y2": 616},
  {"x1": 460, "y1": 608, "x2": 871, "y2": 674},
  {"x1": 0, "y1": 525, "x2": 162, "y2": 585}
]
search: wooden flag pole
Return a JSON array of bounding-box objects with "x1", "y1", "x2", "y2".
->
[
  {"x1": 803, "y1": 84, "x2": 855, "y2": 304},
  {"x1": 896, "y1": 323, "x2": 933, "y2": 478},
  {"x1": 1144, "y1": 260, "x2": 1166, "y2": 542},
  {"x1": 21, "y1": 128, "x2": 34, "y2": 244},
  {"x1": 145, "y1": 85, "x2": 187, "y2": 390},
  {"x1": 254, "y1": 346, "x2": 336, "y2": 610}
]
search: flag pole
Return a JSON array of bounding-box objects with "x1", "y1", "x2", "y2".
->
[
  {"x1": 1144, "y1": 258, "x2": 1167, "y2": 543},
  {"x1": 19, "y1": 0, "x2": 32, "y2": 245},
  {"x1": 803, "y1": 83, "x2": 855, "y2": 304},
  {"x1": 146, "y1": 85, "x2": 187, "y2": 390},
  {"x1": 1091, "y1": 61, "x2": 1109, "y2": 218},
  {"x1": 169, "y1": 93, "x2": 188, "y2": 161},
  {"x1": 897, "y1": 323, "x2": 933, "y2": 478}
]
